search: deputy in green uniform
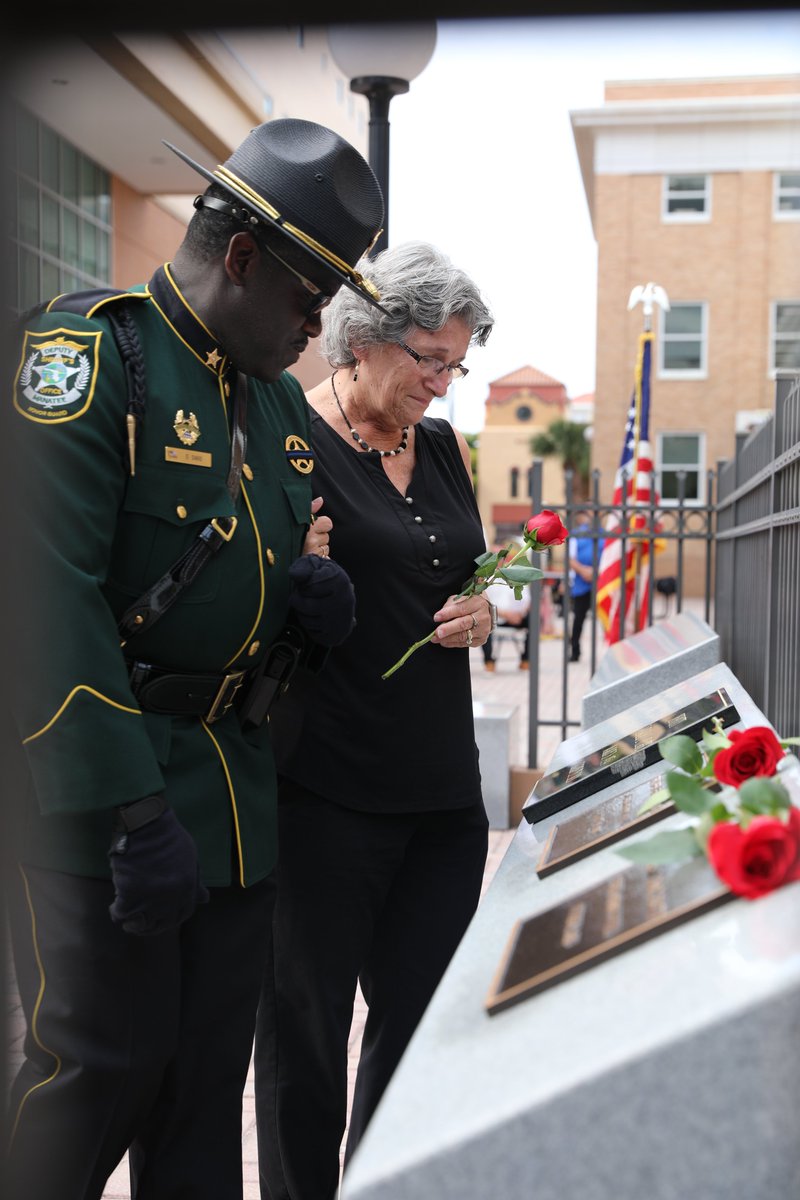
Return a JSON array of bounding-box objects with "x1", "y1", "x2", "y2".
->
[{"x1": 5, "y1": 119, "x2": 384, "y2": 1200}]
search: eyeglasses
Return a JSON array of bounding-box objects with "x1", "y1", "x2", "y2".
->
[
  {"x1": 261, "y1": 241, "x2": 332, "y2": 318},
  {"x1": 398, "y1": 341, "x2": 469, "y2": 380}
]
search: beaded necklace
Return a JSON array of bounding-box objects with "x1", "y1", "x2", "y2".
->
[{"x1": 331, "y1": 371, "x2": 409, "y2": 458}]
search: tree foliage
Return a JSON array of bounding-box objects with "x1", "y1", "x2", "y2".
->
[{"x1": 529, "y1": 420, "x2": 590, "y2": 493}]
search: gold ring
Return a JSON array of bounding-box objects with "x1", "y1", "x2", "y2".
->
[
  {"x1": 470, "y1": 612, "x2": 478, "y2": 629},
  {"x1": 466, "y1": 628, "x2": 473, "y2": 647}
]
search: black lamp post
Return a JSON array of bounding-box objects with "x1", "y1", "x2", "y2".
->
[{"x1": 328, "y1": 23, "x2": 437, "y2": 256}]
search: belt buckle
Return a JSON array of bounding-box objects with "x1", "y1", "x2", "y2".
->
[{"x1": 205, "y1": 670, "x2": 246, "y2": 723}]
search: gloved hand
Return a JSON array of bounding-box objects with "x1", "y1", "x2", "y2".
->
[
  {"x1": 108, "y1": 794, "x2": 209, "y2": 936},
  {"x1": 288, "y1": 553, "x2": 356, "y2": 647}
]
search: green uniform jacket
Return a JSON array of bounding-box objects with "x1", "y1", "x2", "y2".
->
[{"x1": 9, "y1": 264, "x2": 314, "y2": 886}]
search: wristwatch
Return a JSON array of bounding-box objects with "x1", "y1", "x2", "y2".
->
[{"x1": 486, "y1": 599, "x2": 498, "y2": 631}]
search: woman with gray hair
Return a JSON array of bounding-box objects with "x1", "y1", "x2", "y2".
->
[{"x1": 254, "y1": 241, "x2": 495, "y2": 1200}]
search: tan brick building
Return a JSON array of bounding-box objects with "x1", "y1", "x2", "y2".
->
[
  {"x1": 476, "y1": 365, "x2": 569, "y2": 545},
  {"x1": 570, "y1": 74, "x2": 800, "y2": 588}
]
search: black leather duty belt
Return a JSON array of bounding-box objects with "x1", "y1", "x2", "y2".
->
[{"x1": 127, "y1": 660, "x2": 249, "y2": 723}]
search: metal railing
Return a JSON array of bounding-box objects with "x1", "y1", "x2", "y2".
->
[
  {"x1": 519, "y1": 370, "x2": 800, "y2": 766},
  {"x1": 525, "y1": 459, "x2": 715, "y2": 766},
  {"x1": 715, "y1": 371, "x2": 800, "y2": 739}
]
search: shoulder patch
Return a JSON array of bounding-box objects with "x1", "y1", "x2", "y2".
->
[{"x1": 14, "y1": 326, "x2": 102, "y2": 424}]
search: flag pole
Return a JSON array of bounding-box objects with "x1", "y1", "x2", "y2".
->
[{"x1": 626, "y1": 283, "x2": 669, "y2": 633}]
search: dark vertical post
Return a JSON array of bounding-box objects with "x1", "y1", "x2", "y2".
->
[
  {"x1": 590, "y1": 468, "x2": 601, "y2": 673},
  {"x1": 528, "y1": 460, "x2": 543, "y2": 768},
  {"x1": 704, "y1": 467, "x2": 714, "y2": 625},
  {"x1": 349, "y1": 76, "x2": 409, "y2": 256}
]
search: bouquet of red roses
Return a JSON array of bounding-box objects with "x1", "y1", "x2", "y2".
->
[
  {"x1": 381, "y1": 510, "x2": 568, "y2": 680},
  {"x1": 619, "y1": 722, "x2": 800, "y2": 899}
]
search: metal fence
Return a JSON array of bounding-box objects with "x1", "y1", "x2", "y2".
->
[
  {"x1": 519, "y1": 370, "x2": 800, "y2": 766},
  {"x1": 715, "y1": 370, "x2": 800, "y2": 739},
  {"x1": 525, "y1": 458, "x2": 715, "y2": 766}
]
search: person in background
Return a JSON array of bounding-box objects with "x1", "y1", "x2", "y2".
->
[
  {"x1": 254, "y1": 241, "x2": 495, "y2": 1200},
  {"x1": 568, "y1": 509, "x2": 599, "y2": 662},
  {"x1": 481, "y1": 543, "x2": 531, "y2": 671},
  {"x1": 5, "y1": 119, "x2": 383, "y2": 1200}
]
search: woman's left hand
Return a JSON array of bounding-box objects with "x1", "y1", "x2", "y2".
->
[
  {"x1": 432, "y1": 594, "x2": 491, "y2": 649},
  {"x1": 303, "y1": 495, "x2": 333, "y2": 558}
]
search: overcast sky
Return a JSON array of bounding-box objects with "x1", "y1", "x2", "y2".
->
[{"x1": 382, "y1": 11, "x2": 800, "y2": 431}]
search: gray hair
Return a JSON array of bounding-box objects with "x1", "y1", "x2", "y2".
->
[{"x1": 319, "y1": 241, "x2": 494, "y2": 368}]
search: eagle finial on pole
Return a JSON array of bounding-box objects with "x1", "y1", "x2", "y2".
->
[{"x1": 627, "y1": 282, "x2": 670, "y2": 331}]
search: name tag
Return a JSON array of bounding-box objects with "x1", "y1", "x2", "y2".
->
[{"x1": 165, "y1": 446, "x2": 212, "y2": 468}]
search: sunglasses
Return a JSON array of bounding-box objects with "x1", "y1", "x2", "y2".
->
[{"x1": 261, "y1": 241, "x2": 332, "y2": 318}]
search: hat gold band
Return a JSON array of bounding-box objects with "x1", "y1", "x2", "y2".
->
[{"x1": 213, "y1": 165, "x2": 383, "y2": 300}]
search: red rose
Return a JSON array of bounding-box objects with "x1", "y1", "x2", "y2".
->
[
  {"x1": 706, "y1": 809, "x2": 800, "y2": 899},
  {"x1": 525, "y1": 510, "x2": 568, "y2": 547},
  {"x1": 713, "y1": 726, "x2": 785, "y2": 786}
]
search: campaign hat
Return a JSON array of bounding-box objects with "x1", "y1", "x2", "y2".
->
[{"x1": 165, "y1": 119, "x2": 385, "y2": 306}]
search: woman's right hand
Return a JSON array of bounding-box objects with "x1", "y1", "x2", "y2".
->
[{"x1": 303, "y1": 495, "x2": 333, "y2": 559}]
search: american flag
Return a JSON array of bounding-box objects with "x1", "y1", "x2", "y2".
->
[{"x1": 596, "y1": 330, "x2": 661, "y2": 644}]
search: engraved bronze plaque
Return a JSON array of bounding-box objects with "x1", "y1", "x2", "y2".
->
[
  {"x1": 486, "y1": 860, "x2": 733, "y2": 1016},
  {"x1": 523, "y1": 687, "x2": 739, "y2": 826},
  {"x1": 536, "y1": 773, "x2": 675, "y2": 877},
  {"x1": 535, "y1": 775, "x2": 724, "y2": 877}
]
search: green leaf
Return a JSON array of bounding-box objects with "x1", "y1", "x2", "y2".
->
[
  {"x1": 636, "y1": 785, "x2": 672, "y2": 816},
  {"x1": 616, "y1": 827, "x2": 703, "y2": 864},
  {"x1": 473, "y1": 551, "x2": 497, "y2": 570},
  {"x1": 702, "y1": 728, "x2": 731, "y2": 754},
  {"x1": 697, "y1": 760, "x2": 718, "y2": 779},
  {"x1": 659, "y1": 734, "x2": 704, "y2": 774},
  {"x1": 737, "y1": 776, "x2": 791, "y2": 816},
  {"x1": 665, "y1": 770, "x2": 716, "y2": 815},
  {"x1": 497, "y1": 566, "x2": 543, "y2": 585},
  {"x1": 709, "y1": 800, "x2": 734, "y2": 824}
]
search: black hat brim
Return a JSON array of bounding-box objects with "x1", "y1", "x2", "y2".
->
[{"x1": 164, "y1": 140, "x2": 387, "y2": 312}]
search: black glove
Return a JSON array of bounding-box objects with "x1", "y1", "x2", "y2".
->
[
  {"x1": 108, "y1": 794, "x2": 209, "y2": 936},
  {"x1": 288, "y1": 553, "x2": 356, "y2": 647}
]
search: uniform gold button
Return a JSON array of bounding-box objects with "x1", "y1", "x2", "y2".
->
[
  {"x1": 247, "y1": 641, "x2": 261, "y2": 656},
  {"x1": 265, "y1": 548, "x2": 276, "y2": 566},
  {"x1": 176, "y1": 505, "x2": 188, "y2": 519},
  {"x1": 243, "y1": 464, "x2": 254, "y2": 481}
]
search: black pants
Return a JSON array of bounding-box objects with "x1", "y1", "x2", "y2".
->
[
  {"x1": 254, "y1": 783, "x2": 488, "y2": 1200},
  {"x1": 570, "y1": 590, "x2": 592, "y2": 659},
  {"x1": 5, "y1": 863, "x2": 275, "y2": 1200}
]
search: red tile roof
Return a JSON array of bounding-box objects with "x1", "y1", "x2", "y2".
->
[{"x1": 490, "y1": 365, "x2": 565, "y2": 388}]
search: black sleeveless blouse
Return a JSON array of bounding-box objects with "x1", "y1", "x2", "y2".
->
[{"x1": 274, "y1": 411, "x2": 486, "y2": 813}]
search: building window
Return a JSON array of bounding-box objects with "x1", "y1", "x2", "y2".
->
[
  {"x1": 771, "y1": 302, "x2": 800, "y2": 372},
  {"x1": 657, "y1": 433, "x2": 704, "y2": 505},
  {"x1": 509, "y1": 466, "x2": 519, "y2": 498},
  {"x1": 663, "y1": 174, "x2": 710, "y2": 221},
  {"x1": 774, "y1": 171, "x2": 800, "y2": 219},
  {"x1": 8, "y1": 105, "x2": 112, "y2": 313},
  {"x1": 659, "y1": 302, "x2": 707, "y2": 377}
]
